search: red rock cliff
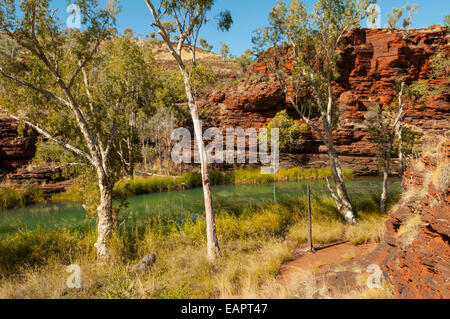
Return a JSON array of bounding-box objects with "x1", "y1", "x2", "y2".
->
[
  {"x1": 0, "y1": 118, "x2": 37, "y2": 176},
  {"x1": 204, "y1": 26, "x2": 449, "y2": 175}
]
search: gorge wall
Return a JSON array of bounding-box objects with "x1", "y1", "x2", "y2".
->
[
  {"x1": 0, "y1": 118, "x2": 37, "y2": 176},
  {"x1": 202, "y1": 26, "x2": 449, "y2": 175}
]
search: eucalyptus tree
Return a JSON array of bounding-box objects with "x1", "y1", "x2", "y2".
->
[
  {"x1": 0, "y1": 0, "x2": 154, "y2": 258},
  {"x1": 253, "y1": 0, "x2": 375, "y2": 224},
  {"x1": 236, "y1": 49, "x2": 255, "y2": 73},
  {"x1": 144, "y1": 0, "x2": 232, "y2": 260},
  {"x1": 220, "y1": 41, "x2": 229, "y2": 59},
  {"x1": 366, "y1": 82, "x2": 405, "y2": 214}
]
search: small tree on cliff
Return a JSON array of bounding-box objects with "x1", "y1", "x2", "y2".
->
[
  {"x1": 220, "y1": 42, "x2": 230, "y2": 59},
  {"x1": 366, "y1": 82, "x2": 406, "y2": 214},
  {"x1": 367, "y1": 50, "x2": 449, "y2": 213},
  {"x1": 144, "y1": 0, "x2": 233, "y2": 260},
  {"x1": 386, "y1": 3, "x2": 419, "y2": 29},
  {"x1": 445, "y1": 14, "x2": 450, "y2": 26},
  {"x1": 0, "y1": 0, "x2": 153, "y2": 258},
  {"x1": 236, "y1": 49, "x2": 256, "y2": 73},
  {"x1": 253, "y1": 0, "x2": 374, "y2": 224}
]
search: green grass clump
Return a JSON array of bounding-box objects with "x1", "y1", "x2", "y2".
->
[
  {"x1": 0, "y1": 185, "x2": 44, "y2": 210},
  {"x1": 0, "y1": 188, "x2": 22, "y2": 210},
  {"x1": 230, "y1": 167, "x2": 353, "y2": 185}
]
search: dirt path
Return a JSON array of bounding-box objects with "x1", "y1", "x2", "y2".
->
[{"x1": 277, "y1": 242, "x2": 390, "y2": 298}]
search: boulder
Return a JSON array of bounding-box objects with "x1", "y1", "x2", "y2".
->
[{"x1": 131, "y1": 253, "x2": 157, "y2": 274}]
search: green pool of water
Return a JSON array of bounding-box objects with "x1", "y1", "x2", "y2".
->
[{"x1": 0, "y1": 179, "x2": 401, "y2": 237}]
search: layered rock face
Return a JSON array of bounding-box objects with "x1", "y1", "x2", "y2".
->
[
  {"x1": 381, "y1": 134, "x2": 450, "y2": 299},
  {"x1": 204, "y1": 27, "x2": 449, "y2": 175},
  {"x1": 0, "y1": 118, "x2": 37, "y2": 176},
  {"x1": 0, "y1": 119, "x2": 72, "y2": 195}
]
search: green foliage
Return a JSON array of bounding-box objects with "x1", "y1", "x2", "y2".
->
[
  {"x1": 153, "y1": 68, "x2": 186, "y2": 107},
  {"x1": 365, "y1": 105, "x2": 397, "y2": 163},
  {"x1": 52, "y1": 172, "x2": 100, "y2": 215},
  {"x1": 0, "y1": 0, "x2": 151, "y2": 218},
  {"x1": 235, "y1": 49, "x2": 255, "y2": 73},
  {"x1": 0, "y1": 228, "x2": 89, "y2": 275},
  {"x1": 217, "y1": 10, "x2": 233, "y2": 32},
  {"x1": 263, "y1": 110, "x2": 307, "y2": 152},
  {"x1": 0, "y1": 1, "x2": 171, "y2": 216},
  {"x1": 190, "y1": 64, "x2": 218, "y2": 93},
  {"x1": 0, "y1": 188, "x2": 21, "y2": 210},
  {"x1": 0, "y1": 185, "x2": 44, "y2": 210},
  {"x1": 199, "y1": 38, "x2": 213, "y2": 51},
  {"x1": 429, "y1": 51, "x2": 450, "y2": 80},
  {"x1": 408, "y1": 51, "x2": 450, "y2": 103},
  {"x1": 161, "y1": 20, "x2": 177, "y2": 40},
  {"x1": 220, "y1": 42, "x2": 230, "y2": 58},
  {"x1": 445, "y1": 14, "x2": 450, "y2": 26}
]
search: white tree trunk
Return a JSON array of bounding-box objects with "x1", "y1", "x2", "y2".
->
[
  {"x1": 94, "y1": 175, "x2": 114, "y2": 259},
  {"x1": 398, "y1": 124, "x2": 405, "y2": 183},
  {"x1": 380, "y1": 164, "x2": 389, "y2": 214},
  {"x1": 380, "y1": 144, "x2": 393, "y2": 214},
  {"x1": 182, "y1": 73, "x2": 220, "y2": 260},
  {"x1": 320, "y1": 114, "x2": 356, "y2": 224},
  {"x1": 327, "y1": 145, "x2": 357, "y2": 224}
]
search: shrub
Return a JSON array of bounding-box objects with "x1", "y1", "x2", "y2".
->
[
  {"x1": 0, "y1": 188, "x2": 22, "y2": 210},
  {"x1": 0, "y1": 185, "x2": 44, "y2": 211}
]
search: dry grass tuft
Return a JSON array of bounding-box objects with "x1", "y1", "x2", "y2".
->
[
  {"x1": 433, "y1": 162, "x2": 450, "y2": 194},
  {"x1": 397, "y1": 215, "x2": 422, "y2": 249}
]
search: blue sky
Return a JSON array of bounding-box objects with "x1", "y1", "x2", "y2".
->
[{"x1": 55, "y1": 0, "x2": 449, "y2": 56}]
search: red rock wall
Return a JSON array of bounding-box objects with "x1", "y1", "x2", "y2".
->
[
  {"x1": 0, "y1": 119, "x2": 37, "y2": 176},
  {"x1": 203, "y1": 27, "x2": 449, "y2": 175},
  {"x1": 381, "y1": 134, "x2": 450, "y2": 299}
]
